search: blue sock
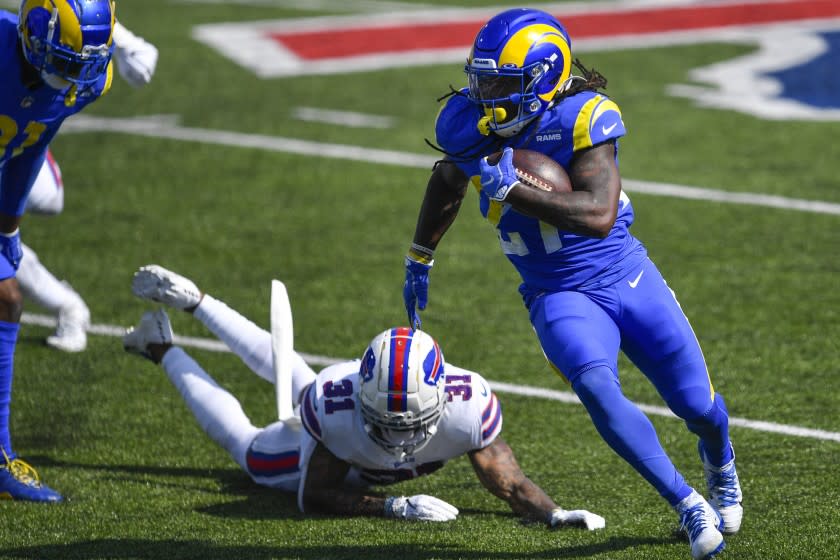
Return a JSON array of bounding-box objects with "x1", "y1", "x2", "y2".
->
[
  {"x1": 572, "y1": 366, "x2": 692, "y2": 507},
  {"x1": 0, "y1": 320, "x2": 19, "y2": 460}
]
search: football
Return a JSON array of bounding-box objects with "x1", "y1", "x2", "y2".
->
[{"x1": 488, "y1": 149, "x2": 572, "y2": 193}]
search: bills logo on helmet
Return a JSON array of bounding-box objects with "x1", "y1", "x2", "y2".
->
[
  {"x1": 422, "y1": 341, "x2": 443, "y2": 387},
  {"x1": 359, "y1": 346, "x2": 376, "y2": 382}
]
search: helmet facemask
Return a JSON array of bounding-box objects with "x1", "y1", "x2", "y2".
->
[
  {"x1": 466, "y1": 58, "x2": 554, "y2": 137},
  {"x1": 361, "y1": 400, "x2": 443, "y2": 459}
]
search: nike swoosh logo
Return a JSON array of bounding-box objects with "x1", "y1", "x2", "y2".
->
[
  {"x1": 602, "y1": 123, "x2": 617, "y2": 135},
  {"x1": 628, "y1": 270, "x2": 644, "y2": 288},
  {"x1": 480, "y1": 176, "x2": 495, "y2": 187},
  {"x1": 480, "y1": 383, "x2": 488, "y2": 397}
]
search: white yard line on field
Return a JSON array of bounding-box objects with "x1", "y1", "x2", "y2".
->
[
  {"x1": 23, "y1": 312, "x2": 840, "y2": 443},
  {"x1": 62, "y1": 114, "x2": 840, "y2": 216},
  {"x1": 291, "y1": 107, "x2": 396, "y2": 129}
]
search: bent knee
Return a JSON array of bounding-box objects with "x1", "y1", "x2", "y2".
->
[
  {"x1": 665, "y1": 385, "x2": 715, "y2": 420},
  {"x1": 571, "y1": 365, "x2": 621, "y2": 408},
  {"x1": 0, "y1": 279, "x2": 23, "y2": 321}
]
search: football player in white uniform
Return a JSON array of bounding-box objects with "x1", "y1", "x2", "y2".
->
[
  {"x1": 123, "y1": 264, "x2": 605, "y2": 527},
  {"x1": 20, "y1": 21, "x2": 158, "y2": 352}
]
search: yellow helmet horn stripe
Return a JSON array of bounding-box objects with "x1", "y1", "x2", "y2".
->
[
  {"x1": 20, "y1": 0, "x2": 83, "y2": 51},
  {"x1": 498, "y1": 24, "x2": 572, "y2": 102}
]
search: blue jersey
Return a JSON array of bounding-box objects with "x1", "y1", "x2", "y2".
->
[
  {"x1": 0, "y1": 11, "x2": 111, "y2": 217},
  {"x1": 435, "y1": 89, "x2": 646, "y2": 297}
]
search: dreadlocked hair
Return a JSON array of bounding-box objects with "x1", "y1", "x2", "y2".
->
[
  {"x1": 435, "y1": 84, "x2": 468, "y2": 103},
  {"x1": 553, "y1": 58, "x2": 608, "y2": 102}
]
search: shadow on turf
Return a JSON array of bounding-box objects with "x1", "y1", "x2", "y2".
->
[
  {"x1": 24, "y1": 455, "x2": 301, "y2": 513},
  {"x1": 0, "y1": 536, "x2": 670, "y2": 559},
  {"x1": 8, "y1": 458, "x2": 673, "y2": 558}
]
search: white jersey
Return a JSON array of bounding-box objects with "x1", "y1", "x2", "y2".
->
[
  {"x1": 238, "y1": 359, "x2": 503, "y2": 508},
  {"x1": 296, "y1": 360, "x2": 503, "y2": 509}
]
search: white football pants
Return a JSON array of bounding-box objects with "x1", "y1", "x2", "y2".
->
[
  {"x1": 18, "y1": 154, "x2": 84, "y2": 314},
  {"x1": 160, "y1": 295, "x2": 316, "y2": 488}
]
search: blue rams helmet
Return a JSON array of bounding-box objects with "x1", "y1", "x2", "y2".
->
[
  {"x1": 465, "y1": 8, "x2": 572, "y2": 137},
  {"x1": 18, "y1": 0, "x2": 115, "y2": 86},
  {"x1": 358, "y1": 327, "x2": 446, "y2": 458}
]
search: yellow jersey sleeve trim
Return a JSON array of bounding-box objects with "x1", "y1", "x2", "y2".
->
[
  {"x1": 471, "y1": 175, "x2": 503, "y2": 226},
  {"x1": 591, "y1": 99, "x2": 622, "y2": 128},
  {"x1": 572, "y1": 95, "x2": 603, "y2": 151},
  {"x1": 573, "y1": 96, "x2": 623, "y2": 151}
]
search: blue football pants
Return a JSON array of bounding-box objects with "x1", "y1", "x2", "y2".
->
[{"x1": 529, "y1": 257, "x2": 731, "y2": 505}]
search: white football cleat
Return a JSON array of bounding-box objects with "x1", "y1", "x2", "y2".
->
[
  {"x1": 676, "y1": 491, "x2": 725, "y2": 560},
  {"x1": 700, "y1": 443, "x2": 743, "y2": 534},
  {"x1": 123, "y1": 309, "x2": 173, "y2": 363},
  {"x1": 131, "y1": 265, "x2": 202, "y2": 311},
  {"x1": 46, "y1": 292, "x2": 90, "y2": 353}
]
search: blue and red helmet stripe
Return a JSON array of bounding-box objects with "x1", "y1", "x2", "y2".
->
[{"x1": 387, "y1": 327, "x2": 413, "y2": 412}]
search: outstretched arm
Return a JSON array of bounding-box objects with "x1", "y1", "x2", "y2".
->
[
  {"x1": 468, "y1": 437, "x2": 556, "y2": 520},
  {"x1": 113, "y1": 21, "x2": 159, "y2": 88},
  {"x1": 302, "y1": 442, "x2": 457, "y2": 521},
  {"x1": 411, "y1": 160, "x2": 470, "y2": 251},
  {"x1": 468, "y1": 437, "x2": 604, "y2": 529},
  {"x1": 404, "y1": 160, "x2": 469, "y2": 328}
]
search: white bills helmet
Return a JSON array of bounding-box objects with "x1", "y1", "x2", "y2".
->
[{"x1": 358, "y1": 327, "x2": 446, "y2": 458}]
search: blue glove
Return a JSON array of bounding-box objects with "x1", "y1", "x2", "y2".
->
[
  {"x1": 0, "y1": 229, "x2": 22, "y2": 271},
  {"x1": 403, "y1": 255, "x2": 433, "y2": 330},
  {"x1": 479, "y1": 147, "x2": 520, "y2": 201}
]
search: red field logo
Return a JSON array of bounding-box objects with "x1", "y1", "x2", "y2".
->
[{"x1": 193, "y1": 0, "x2": 840, "y2": 120}]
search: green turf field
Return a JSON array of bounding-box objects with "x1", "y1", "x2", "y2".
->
[{"x1": 1, "y1": 1, "x2": 839, "y2": 559}]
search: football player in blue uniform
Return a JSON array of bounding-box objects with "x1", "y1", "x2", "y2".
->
[
  {"x1": 402, "y1": 8, "x2": 742, "y2": 560},
  {"x1": 19, "y1": 18, "x2": 157, "y2": 353},
  {"x1": 0, "y1": 0, "x2": 116, "y2": 502}
]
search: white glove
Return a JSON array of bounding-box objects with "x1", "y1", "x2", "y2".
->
[
  {"x1": 113, "y1": 21, "x2": 159, "y2": 88},
  {"x1": 385, "y1": 495, "x2": 458, "y2": 522},
  {"x1": 549, "y1": 507, "x2": 606, "y2": 530}
]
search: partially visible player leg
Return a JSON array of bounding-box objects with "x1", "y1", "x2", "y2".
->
[
  {"x1": 21, "y1": 152, "x2": 90, "y2": 352},
  {"x1": 131, "y1": 266, "x2": 317, "y2": 403},
  {"x1": 194, "y1": 295, "x2": 316, "y2": 404},
  {"x1": 0, "y1": 272, "x2": 62, "y2": 502},
  {"x1": 531, "y1": 289, "x2": 724, "y2": 559},
  {"x1": 244, "y1": 420, "x2": 302, "y2": 492},
  {"x1": 619, "y1": 258, "x2": 742, "y2": 536},
  {"x1": 24, "y1": 151, "x2": 64, "y2": 216},
  {"x1": 123, "y1": 309, "x2": 262, "y2": 471},
  {"x1": 17, "y1": 244, "x2": 89, "y2": 353}
]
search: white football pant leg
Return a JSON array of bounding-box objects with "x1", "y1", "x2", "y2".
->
[
  {"x1": 246, "y1": 420, "x2": 302, "y2": 491},
  {"x1": 25, "y1": 152, "x2": 64, "y2": 215},
  {"x1": 193, "y1": 295, "x2": 316, "y2": 404},
  {"x1": 17, "y1": 243, "x2": 84, "y2": 314},
  {"x1": 160, "y1": 347, "x2": 261, "y2": 471}
]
